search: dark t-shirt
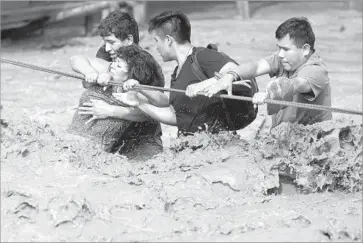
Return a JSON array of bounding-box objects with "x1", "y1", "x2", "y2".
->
[
  {"x1": 96, "y1": 45, "x2": 163, "y2": 146},
  {"x1": 170, "y1": 47, "x2": 232, "y2": 134}
]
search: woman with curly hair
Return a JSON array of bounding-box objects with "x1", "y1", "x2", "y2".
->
[{"x1": 68, "y1": 44, "x2": 170, "y2": 159}]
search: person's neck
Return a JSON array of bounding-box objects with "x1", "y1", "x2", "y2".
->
[
  {"x1": 175, "y1": 42, "x2": 193, "y2": 66},
  {"x1": 306, "y1": 50, "x2": 314, "y2": 59},
  {"x1": 289, "y1": 50, "x2": 315, "y2": 76}
]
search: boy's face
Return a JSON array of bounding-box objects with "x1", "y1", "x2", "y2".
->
[
  {"x1": 103, "y1": 34, "x2": 131, "y2": 59},
  {"x1": 276, "y1": 34, "x2": 309, "y2": 72},
  {"x1": 150, "y1": 30, "x2": 173, "y2": 62},
  {"x1": 109, "y1": 58, "x2": 128, "y2": 82}
]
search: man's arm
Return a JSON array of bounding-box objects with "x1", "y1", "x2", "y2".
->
[
  {"x1": 186, "y1": 58, "x2": 272, "y2": 97},
  {"x1": 219, "y1": 61, "x2": 238, "y2": 73},
  {"x1": 137, "y1": 103, "x2": 177, "y2": 126},
  {"x1": 203, "y1": 59, "x2": 271, "y2": 97},
  {"x1": 109, "y1": 106, "x2": 150, "y2": 122},
  {"x1": 69, "y1": 56, "x2": 110, "y2": 88},
  {"x1": 234, "y1": 59, "x2": 271, "y2": 80},
  {"x1": 185, "y1": 61, "x2": 237, "y2": 97},
  {"x1": 137, "y1": 90, "x2": 170, "y2": 107},
  {"x1": 123, "y1": 79, "x2": 169, "y2": 107}
]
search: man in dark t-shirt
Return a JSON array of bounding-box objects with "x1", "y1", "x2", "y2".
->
[
  {"x1": 122, "y1": 11, "x2": 256, "y2": 136},
  {"x1": 168, "y1": 47, "x2": 236, "y2": 134},
  {"x1": 68, "y1": 10, "x2": 165, "y2": 159}
]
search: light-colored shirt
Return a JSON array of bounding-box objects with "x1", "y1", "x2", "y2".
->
[{"x1": 264, "y1": 51, "x2": 332, "y2": 127}]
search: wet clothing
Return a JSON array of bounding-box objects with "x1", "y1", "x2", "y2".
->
[
  {"x1": 170, "y1": 47, "x2": 254, "y2": 135},
  {"x1": 264, "y1": 51, "x2": 332, "y2": 127},
  {"x1": 68, "y1": 45, "x2": 164, "y2": 158}
]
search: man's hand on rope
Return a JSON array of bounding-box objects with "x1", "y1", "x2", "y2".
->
[
  {"x1": 234, "y1": 80, "x2": 252, "y2": 90},
  {"x1": 84, "y1": 72, "x2": 98, "y2": 83},
  {"x1": 97, "y1": 72, "x2": 112, "y2": 86},
  {"x1": 185, "y1": 77, "x2": 219, "y2": 97},
  {"x1": 253, "y1": 92, "x2": 268, "y2": 105},
  {"x1": 78, "y1": 99, "x2": 113, "y2": 125},
  {"x1": 96, "y1": 72, "x2": 113, "y2": 91},
  {"x1": 202, "y1": 74, "x2": 234, "y2": 97}
]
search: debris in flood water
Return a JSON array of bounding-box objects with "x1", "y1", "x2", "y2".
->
[{"x1": 253, "y1": 119, "x2": 362, "y2": 193}]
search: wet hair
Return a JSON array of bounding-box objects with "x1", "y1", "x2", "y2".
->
[
  {"x1": 275, "y1": 17, "x2": 315, "y2": 51},
  {"x1": 148, "y1": 11, "x2": 191, "y2": 44},
  {"x1": 115, "y1": 45, "x2": 164, "y2": 87},
  {"x1": 98, "y1": 10, "x2": 139, "y2": 44}
]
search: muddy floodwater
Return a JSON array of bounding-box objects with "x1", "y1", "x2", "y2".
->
[{"x1": 1, "y1": 2, "x2": 362, "y2": 242}]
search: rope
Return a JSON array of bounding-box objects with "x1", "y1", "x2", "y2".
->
[
  {"x1": 1, "y1": 57, "x2": 362, "y2": 116},
  {"x1": 137, "y1": 85, "x2": 362, "y2": 116},
  {"x1": 1, "y1": 57, "x2": 85, "y2": 81}
]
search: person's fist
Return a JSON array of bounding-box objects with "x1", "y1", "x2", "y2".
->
[
  {"x1": 84, "y1": 72, "x2": 98, "y2": 83},
  {"x1": 123, "y1": 79, "x2": 140, "y2": 91},
  {"x1": 252, "y1": 92, "x2": 268, "y2": 105},
  {"x1": 97, "y1": 72, "x2": 112, "y2": 86}
]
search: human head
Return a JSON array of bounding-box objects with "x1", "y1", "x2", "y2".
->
[
  {"x1": 109, "y1": 45, "x2": 160, "y2": 86},
  {"x1": 148, "y1": 11, "x2": 191, "y2": 62},
  {"x1": 275, "y1": 17, "x2": 315, "y2": 71},
  {"x1": 98, "y1": 10, "x2": 139, "y2": 59}
]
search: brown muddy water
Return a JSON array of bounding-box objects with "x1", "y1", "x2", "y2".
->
[{"x1": 1, "y1": 2, "x2": 362, "y2": 242}]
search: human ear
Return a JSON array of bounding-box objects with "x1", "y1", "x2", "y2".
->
[
  {"x1": 302, "y1": 43, "x2": 311, "y2": 56},
  {"x1": 126, "y1": 34, "x2": 134, "y2": 45},
  {"x1": 165, "y1": 35, "x2": 173, "y2": 46}
]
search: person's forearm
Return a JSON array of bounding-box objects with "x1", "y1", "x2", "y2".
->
[
  {"x1": 69, "y1": 55, "x2": 97, "y2": 75},
  {"x1": 138, "y1": 104, "x2": 177, "y2": 126},
  {"x1": 70, "y1": 55, "x2": 98, "y2": 88},
  {"x1": 138, "y1": 90, "x2": 169, "y2": 107},
  {"x1": 232, "y1": 59, "x2": 272, "y2": 81},
  {"x1": 233, "y1": 61, "x2": 259, "y2": 80},
  {"x1": 109, "y1": 105, "x2": 149, "y2": 122}
]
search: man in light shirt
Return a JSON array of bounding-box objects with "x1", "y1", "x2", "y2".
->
[{"x1": 186, "y1": 17, "x2": 332, "y2": 128}]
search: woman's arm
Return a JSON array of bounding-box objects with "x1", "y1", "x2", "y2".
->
[{"x1": 78, "y1": 99, "x2": 150, "y2": 123}]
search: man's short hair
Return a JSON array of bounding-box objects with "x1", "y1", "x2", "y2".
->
[
  {"x1": 148, "y1": 11, "x2": 191, "y2": 44},
  {"x1": 275, "y1": 17, "x2": 315, "y2": 51},
  {"x1": 115, "y1": 45, "x2": 161, "y2": 86},
  {"x1": 98, "y1": 10, "x2": 139, "y2": 44}
]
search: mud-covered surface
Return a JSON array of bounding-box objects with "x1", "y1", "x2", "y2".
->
[
  {"x1": 1, "y1": 2, "x2": 362, "y2": 242},
  {"x1": 1, "y1": 115, "x2": 362, "y2": 242}
]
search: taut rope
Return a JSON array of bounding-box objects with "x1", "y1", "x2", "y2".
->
[{"x1": 1, "y1": 57, "x2": 362, "y2": 116}]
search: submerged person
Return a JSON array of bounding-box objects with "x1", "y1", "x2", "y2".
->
[
  {"x1": 186, "y1": 17, "x2": 332, "y2": 128},
  {"x1": 68, "y1": 44, "x2": 168, "y2": 159}
]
